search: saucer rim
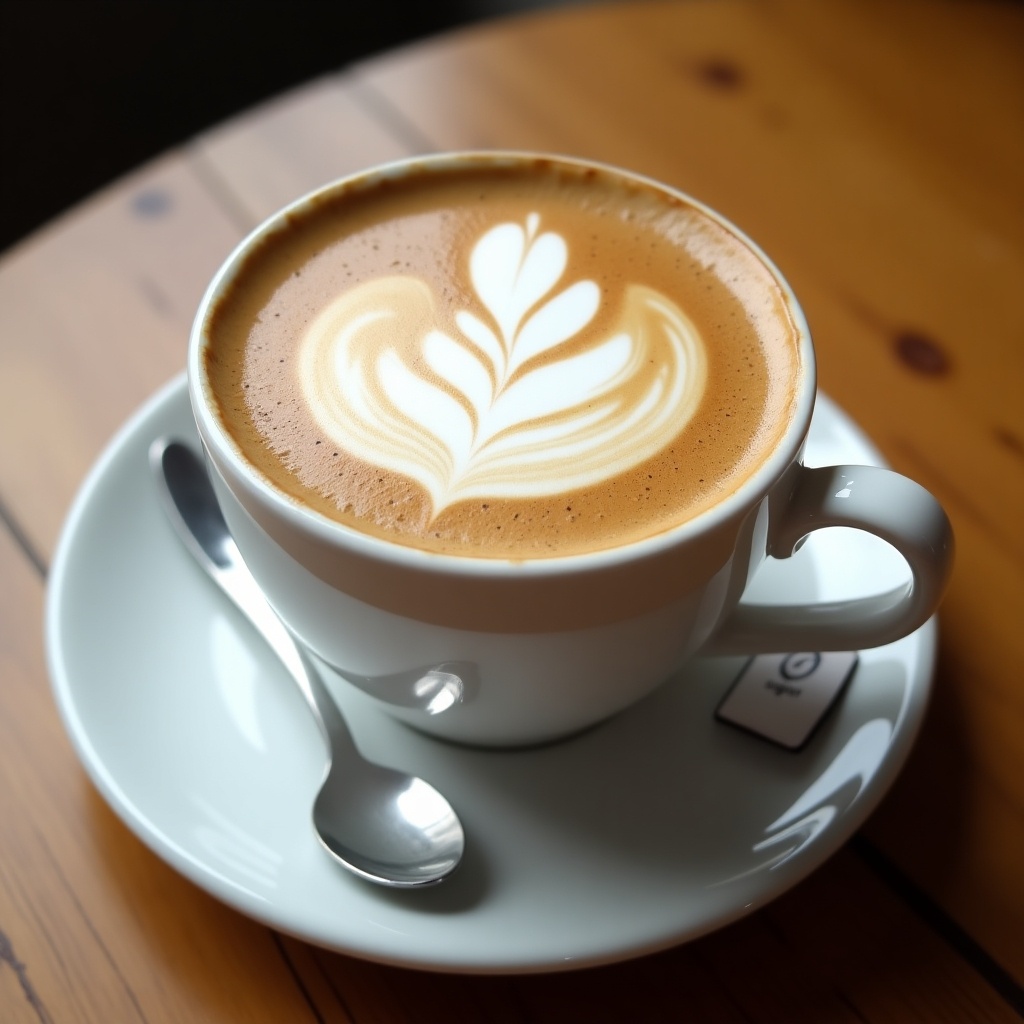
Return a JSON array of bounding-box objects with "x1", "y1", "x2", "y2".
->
[{"x1": 45, "y1": 373, "x2": 936, "y2": 974}]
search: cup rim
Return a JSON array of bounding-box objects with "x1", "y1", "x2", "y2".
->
[{"x1": 188, "y1": 150, "x2": 816, "y2": 582}]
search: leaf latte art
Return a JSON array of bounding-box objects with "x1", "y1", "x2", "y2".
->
[{"x1": 298, "y1": 215, "x2": 708, "y2": 517}]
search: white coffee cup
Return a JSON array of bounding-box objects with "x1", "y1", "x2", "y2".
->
[{"x1": 188, "y1": 153, "x2": 953, "y2": 747}]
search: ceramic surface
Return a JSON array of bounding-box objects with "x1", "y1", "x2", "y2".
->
[{"x1": 46, "y1": 375, "x2": 935, "y2": 973}]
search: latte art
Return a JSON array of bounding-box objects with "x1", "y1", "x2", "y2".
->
[
  {"x1": 299, "y1": 214, "x2": 707, "y2": 516},
  {"x1": 204, "y1": 158, "x2": 799, "y2": 558}
]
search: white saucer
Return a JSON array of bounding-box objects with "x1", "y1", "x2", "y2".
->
[{"x1": 46, "y1": 375, "x2": 935, "y2": 974}]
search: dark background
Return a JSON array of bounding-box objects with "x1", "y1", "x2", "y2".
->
[{"x1": 0, "y1": 0, "x2": 578, "y2": 254}]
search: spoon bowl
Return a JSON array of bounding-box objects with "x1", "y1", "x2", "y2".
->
[{"x1": 150, "y1": 437, "x2": 464, "y2": 887}]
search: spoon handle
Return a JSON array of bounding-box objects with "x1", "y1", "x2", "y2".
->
[
  {"x1": 149, "y1": 438, "x2": 469, "y2": 716},
  {"x1": 150, "y1": 439, "x2": 342, "y2": 747}
]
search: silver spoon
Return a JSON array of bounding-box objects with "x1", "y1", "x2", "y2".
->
[
  {"x1": 150, "y1": 437, "x2": 465, "y2": 888},
  {"x1": 149, "y1": 441, "x2": 471, "y2": 714}
]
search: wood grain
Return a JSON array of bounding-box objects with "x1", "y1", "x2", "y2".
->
[
  {"x1": 0, "y1": 154, "x2": 242, "y2": 561},
  {"x1": 193, "y1": 74, "x2": 416, "y2": 228},
  {"x1": 0, "y1": 1, "x2": 1021, "y2": 1019}
]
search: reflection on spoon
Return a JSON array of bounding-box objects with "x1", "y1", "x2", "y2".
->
[{"x1": 150, "y1": 437, "x2": 465, "y2": 887}]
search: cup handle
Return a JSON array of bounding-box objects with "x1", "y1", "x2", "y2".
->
[{"x1": 705, "y1": 465, "x2": 954, "y2": 654}]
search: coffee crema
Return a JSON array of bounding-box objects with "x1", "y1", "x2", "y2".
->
[{"x1": 204, "y1": 158, "x2": 801, "y2": 559}]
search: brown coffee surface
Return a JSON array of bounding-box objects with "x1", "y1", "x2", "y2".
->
[{"x1": 204, "y1": 158, "x2": 801, "y2": 559}]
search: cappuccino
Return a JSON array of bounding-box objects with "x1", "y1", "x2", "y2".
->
[{"x1": 204, "y1": 156, "x2": 800, "y2": 558}]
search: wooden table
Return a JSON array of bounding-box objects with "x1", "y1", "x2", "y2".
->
[{"x1": 2, "y1": 0, "x2": 1022, "y2": 1019}]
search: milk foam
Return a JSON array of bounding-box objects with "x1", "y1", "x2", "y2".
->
[
  {"x1": 207, "y1": 161, "x2": 799, "y2": 559},
  {"x1": 298, "y1": 214, "x2": 707, "y2": 517}
]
